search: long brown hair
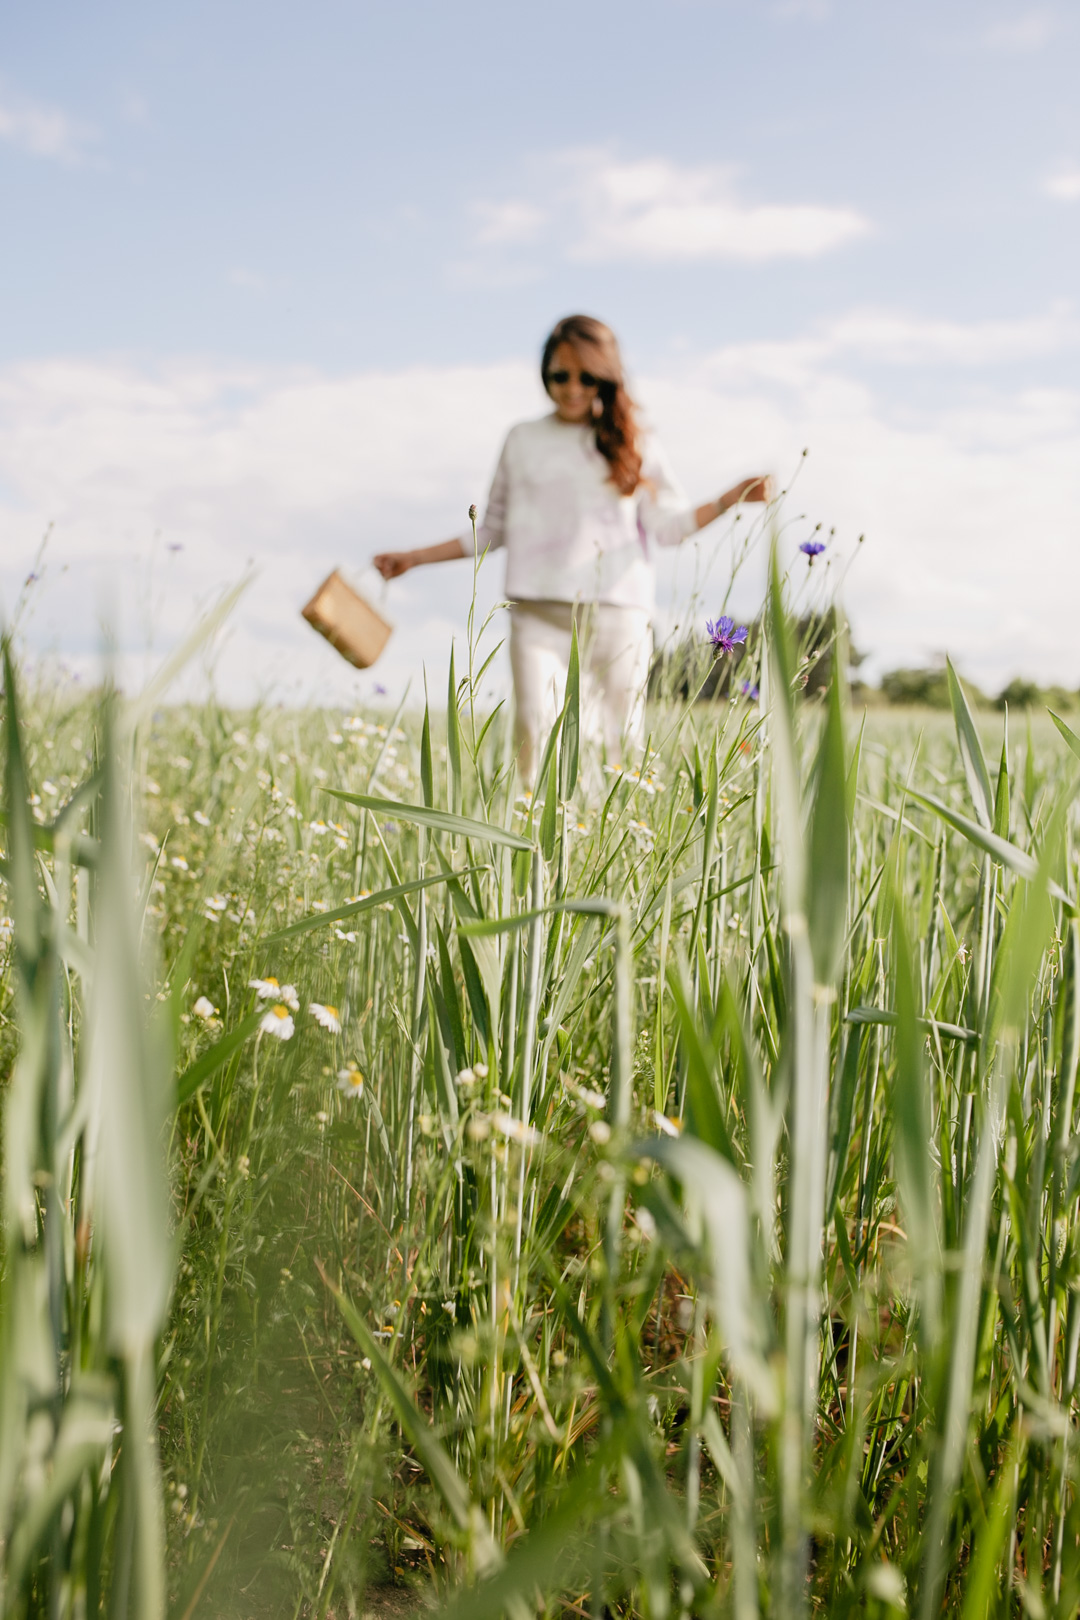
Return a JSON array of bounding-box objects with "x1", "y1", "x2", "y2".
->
[{"x1": 540, "y1": 314, "x2": 643, "y2": 496}]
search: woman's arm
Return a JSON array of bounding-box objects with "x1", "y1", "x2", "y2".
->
[
  {"x1": 372, "y1": 538, "x2": 467, "y2": 579},
  {"x1": 693, "y1": 474, "x2": 773, "y2": 532}
]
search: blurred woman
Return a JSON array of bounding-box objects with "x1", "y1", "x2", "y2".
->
[{"x1": 373, "y1": 314, "x2": 770, "y2": 781}]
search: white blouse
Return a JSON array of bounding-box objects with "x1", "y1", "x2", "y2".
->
[{"x1": 458, "y1": 412, "x2": 697, "y2": 611}]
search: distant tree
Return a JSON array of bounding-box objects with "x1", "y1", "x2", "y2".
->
[
  {"x1": 994, "y1": 678, "x2": 1079, "y2": 713},
  {"x1": 879, "y1": 667, "x2": 987, "y2": 709},
  {"x1": 995, "y1": 677, "x2": 1041, "y2": 711}
]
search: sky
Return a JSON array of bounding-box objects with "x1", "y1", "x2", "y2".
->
[{"x1": 0, "y1": 0, "x2": 1077, "y2": 706}]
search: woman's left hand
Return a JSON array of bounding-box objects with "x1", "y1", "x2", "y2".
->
[{"x1": 730, "y1": 474, "x2": 773, "y2": 505}]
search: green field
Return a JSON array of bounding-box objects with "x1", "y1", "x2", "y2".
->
[{"x1": 4, "y1": 580, "x2": 1080, "y2": 1619}]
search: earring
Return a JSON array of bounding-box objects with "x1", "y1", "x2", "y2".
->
[{"x1": 591, "y1": 396, "x2": 603, "y2": 418}]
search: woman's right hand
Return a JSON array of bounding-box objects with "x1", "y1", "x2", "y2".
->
[{"x1": 372, "y1": 551, "x2": 412, "y2": 580}]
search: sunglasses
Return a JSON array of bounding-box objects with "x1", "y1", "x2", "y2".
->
[{"x1": 546, "y1": 369, "x2": 601, "y2": 388}]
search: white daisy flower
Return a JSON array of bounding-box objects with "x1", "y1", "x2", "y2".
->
[
  {"x1": 192, "y1": 996, "x2": 218, "y2": 1020},
  {"x1": 565, "y1": 1080, "x2": 606, "y2": 1112},
  {"x1": 336, "y1": 1064, "x2": 364, "y2": 1098},
  {"x1": 170, "y1": 855, "x2": 189, "y2": 871},
  {"x1": 249, "y1": 977, "x2": 300, "y2": 1011},
  {"x1": 310, "y1": 1003, "x2": 342, "y2": 1033},
  {"x1": 652, "y1": 1111, "x2": 681, "y2": 1138},
  {"x1": 333, "y1": 927, "x2": 357, "y2": 943},
  {"x1": 193, "y1": 810, "x2": 211, "y2": 826},
  {"x1": 260, "y1": 1005, "x2": 295, "y2": 1040},
  {"x1": 490, "y1": 1111, "x2": 541, "y2": 1148}
]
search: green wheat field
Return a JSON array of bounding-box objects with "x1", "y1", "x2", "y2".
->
[{"x1": 5, "y1": 557, "x2": 1080, "y2": 1619}]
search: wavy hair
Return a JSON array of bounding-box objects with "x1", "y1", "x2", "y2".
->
[{"x1": 540, "y1": 314, "x2": 643, "y2": 496}]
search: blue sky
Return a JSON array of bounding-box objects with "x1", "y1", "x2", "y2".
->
[{"x1": 1, "y1": 0, "x2": 1078, "y2": 702}]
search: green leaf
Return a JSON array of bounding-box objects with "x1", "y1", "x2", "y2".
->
[
  {"x1": 175, "y1": 1007, "x2": 264, "y2": 1107},
  {"x1": 559, "y1": 620, "x2": 580, "y2": 802},
  {"x1": 665, "y1": 959, "x2": 736, "y2": 1164},
  {"x1": 325, "y1": 789, "x2": 533, "y2": 850},
  {"x1": 947, "y1": 656, "x2": 993, "y2": 829},
  {"x1": 530, "y1": 706, "x2": 564, "y2": 822},
  {"x1": 635, "y1": 1134, "x2": 775, "y2": 1412},
  {"x1": 889, "y1": 893, "x2": 941, "y2": 1340},
  {"x1": 959, "y1": 1421, "x2": 1023, "y2": 1620},
  {"x1": 262, "y1": 867, "x2": 481, "y2": 943},
  {"x1": 908, "y1": 787, "x2": 1039, "y2": 882},
  {"x1": 993, "y1": 719, "x2": 1010, "y2": 840},
  {"x1": 446, "y1": 643, "x2": 462, "y2": 813},
  {"x1": 420, "y1": 699, "x2": 433, "y2": 808},
  {"x1": 807, "y1": 640, "x2": 849, "y2": 984},
  {"x1": 1048, "y1": 708, "x2": 1080, "y2": 765},
  {"x1": 539, "y1": 742, "x2": 558, "y2": 862},
  {"x1": 458, "y1": 897, "x2": 619, "y2": 939},
  {"x1": 846, "y1": 1005, "x2": 976, "y2": 1044}
]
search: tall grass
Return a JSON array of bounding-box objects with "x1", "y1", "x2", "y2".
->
[{"x1": 4, "y1": 553, "x2": 1080, "y2": 1617}]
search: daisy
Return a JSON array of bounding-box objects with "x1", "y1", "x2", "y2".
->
[
  {"x1": 310, "y1": 1003, "x2": 342, "y2": 1033},
  {"x1": 336, "y1": 1064, "x2": 365, "y2": 1098},
  {"x1": 249, "y1": 977, "x2": 300, "y2": 1011},
  {"x1": 490, "y1": 1111, "x2": 541, "y2": 1148},
  {"x1": 192, "y1": 996, "x2": 218, "y2": 1020},
  {"x1": 260, "y1": 1005, "x2": 295, "y2": 1040}
]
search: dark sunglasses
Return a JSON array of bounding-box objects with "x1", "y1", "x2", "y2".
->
[{"x1": 546, "y1": 369, "x2": 601, "y2": 388}]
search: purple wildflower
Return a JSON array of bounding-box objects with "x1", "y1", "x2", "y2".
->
[
  {"x1": 740, "y1": 681, "x2": 759, "y2": 702},
  {"x1": 374, "y1": 682, "x2": 387, "y2": 696},
  {"x1": 705, "y1": 615, "x2": 748, "y2": 655},
  {"x1": 799, "y1": 540, "x2": 826, "y2": 562}
]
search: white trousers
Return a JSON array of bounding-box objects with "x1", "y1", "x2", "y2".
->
[{"x1": 509, "y1": 600, "x2": 653, "y2": 784}]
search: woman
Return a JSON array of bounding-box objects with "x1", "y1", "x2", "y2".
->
[{"x1": 373, "y1": 314, "x2": 771, "y2": 781}]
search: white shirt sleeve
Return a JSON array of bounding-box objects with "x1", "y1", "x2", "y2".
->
[
  {"x1": 460, "y1": 430, "x2": 512, "y2": 555},
  {"x1": 638, "y1": 434, "x2": 698, "y2": 550}
]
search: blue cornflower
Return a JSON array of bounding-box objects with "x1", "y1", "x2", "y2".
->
[
  {"x1": 705, "y1": 615, "x2": 749, "y2": 655},
  {"x1": 800, "y1": 540, "x2": 826, "y2": 562},
  {"x1": 740, "y1": 681, "x2": 759, "y2": 701}
]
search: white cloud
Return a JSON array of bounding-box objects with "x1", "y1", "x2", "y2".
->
[
  {"x1": 564, "y1": 151, "x2": 870, "y2": 264},
  {"x1": 0, "y1": 88, "x2": 96, "y2": 163},
  {"x1": 825, "y1": 303, "x2": 1078, "y2": 365},
  {"x1": 1043, "y1": 168, "x2": 1080, "y2": 202},
  {"x1": 2, "y1": 317, "x2": 1078, "y2": 705},
  {"x1": 472, "y1": 200, "x2": 546, "y2": 246},
  {"x1": 983, "y1": 11, "x2": 1055, "y2": 51},
  {"x1": 693, "y1": 304, "x2": 1078, "y2": 386},
  {"x1": 467, "y1": 149, "x2": 869, "y2": 268}
]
